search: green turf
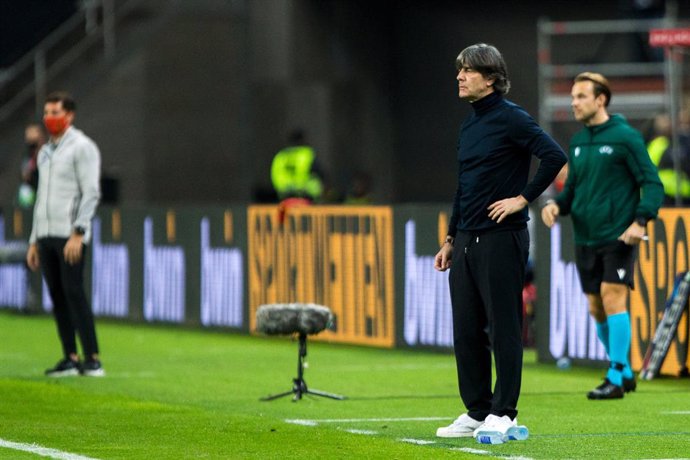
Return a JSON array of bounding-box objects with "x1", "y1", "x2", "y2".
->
[{"x1": 0, "y1": 311, "x2": 689, "y2": 459}]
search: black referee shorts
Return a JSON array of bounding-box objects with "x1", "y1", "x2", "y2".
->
[{"x1": 575, "y1": 241, "x2": 636, "y2": 294}]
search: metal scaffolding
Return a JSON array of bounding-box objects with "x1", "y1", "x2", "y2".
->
[{"x1": 537, "y1": 17, "x2": 690, "y2": 203}]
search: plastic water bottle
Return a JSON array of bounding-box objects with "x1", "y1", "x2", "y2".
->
[
  {"x1": 556, "y1": 357, "x2": 572, "y2": 370},
  {"x1": 507, "y1": 425, "x2": 529, "y2": 441},
  {"x1": 476, "y1": 425, "x2": 529, "y2": 444},
  {"x1": 475, "y1": 431, "x2": 507, "y2": 445}
]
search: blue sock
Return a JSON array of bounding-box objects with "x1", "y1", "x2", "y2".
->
[
  {"x1": 606, "y1": 312, "x2": 633, "y2": 385},
  {"x1": 595, "y1": 321, "x2": 610, "y2": 358}
]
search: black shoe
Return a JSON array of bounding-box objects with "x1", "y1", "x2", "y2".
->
[
  {"x1": 81, "y1": 359, "x2": 105, "y2": 377},
  {"x1": 623, "y1": 376, "x2": 637, "y2": 393},
  {"x1": 587, "y1": 379, "x2": 624, "y2": 400},
  {"x1": 45, "y1": 358, "x2": 80, "y2": 377}
]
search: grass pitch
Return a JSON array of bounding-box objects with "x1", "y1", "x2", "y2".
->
[{"x1": 0, "y1": 311, "x2": 689, "y2": 459}]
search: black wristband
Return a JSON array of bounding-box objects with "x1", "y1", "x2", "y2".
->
[{"x1": 635, "y1": 217, "x2": 648, "y2": 227}]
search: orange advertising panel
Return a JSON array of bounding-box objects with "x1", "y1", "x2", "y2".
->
[
  {"x1": 247, "y1": 205, "x2": 395, "y2": 347},
  {"x1": 632, "y1": 208, "x2": 690, "y2": 375}
]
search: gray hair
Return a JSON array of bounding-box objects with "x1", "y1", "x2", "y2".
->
[{"x1": 455, "y1": 43, "x2": 511, "y2": 95}]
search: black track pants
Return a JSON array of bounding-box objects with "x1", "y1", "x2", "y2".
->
[
  {"x1": 449, "y1": 228, "x2": 528, "y2": 421},
  {"x1": 38, "y1": 237, "x2": 100, "y2": 359}
]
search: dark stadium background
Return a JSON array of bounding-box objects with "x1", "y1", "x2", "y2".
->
[{"x1": 0, "y1": 0, "x2": 686, "y2": 206}]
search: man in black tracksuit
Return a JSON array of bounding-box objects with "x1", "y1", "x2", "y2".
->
[{"x1": 435, "y1": 44, "x2": 566, "y2": 443}]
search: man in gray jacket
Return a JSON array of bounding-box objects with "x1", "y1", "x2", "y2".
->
[{"x1": 26, "y1": 91, "x2": 104, "y2": 377}]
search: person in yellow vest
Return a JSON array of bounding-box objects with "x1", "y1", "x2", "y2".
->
[
  {"x1": 646, "y1": 111, "x2": 690, "y2": 205},
  {"x1": 271, "y1": 129, "x2": 323, "y2": 202},
  {"x1": 271, "y1": 130, "x2": 324, "y2": 225}
]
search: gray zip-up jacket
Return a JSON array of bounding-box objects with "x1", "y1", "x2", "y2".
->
[{"x1": 29, "y1": 126, "x2": 101, "y2": 245}]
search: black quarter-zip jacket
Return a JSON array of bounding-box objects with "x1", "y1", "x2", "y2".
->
[{"x1": 447, "y1": 91, "x2": 567, "y2": 235}]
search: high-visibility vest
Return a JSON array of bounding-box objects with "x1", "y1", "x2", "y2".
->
[
  {"x1": 271, "y1": 145, "x2": 323, "y2": 200},
  {"x1": 647, "y1": 136, "x2": 668, "y2": 165},
  {"x1": 647, "y1": 135, "x2": 690, "y2": 199}
]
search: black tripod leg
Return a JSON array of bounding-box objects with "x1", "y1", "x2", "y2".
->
[
  {"x1": 260, "y1": 332, "x2": 346, "y2": 402},
  {"x1": 260, "y1": 390, "x2": 295, "y2": 401},
  {"x1": 305, "y1": 388, "x2": 347, "y2": 400}
]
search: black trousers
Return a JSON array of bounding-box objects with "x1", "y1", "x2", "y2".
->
[
  {"x1": 449, "y1": 228, "x2": 528, "y2": 421},
  {"x1": 38, "y1": 237, "x2": 99, "y2": 359}
]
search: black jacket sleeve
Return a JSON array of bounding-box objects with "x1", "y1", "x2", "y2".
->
[{"x1": 509, "y1": 108, "x2": 567, "y2": 203}]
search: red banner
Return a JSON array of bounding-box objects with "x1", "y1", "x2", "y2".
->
[{"x1": 649, "y1": 28, "x2": 690, "y2": 47}]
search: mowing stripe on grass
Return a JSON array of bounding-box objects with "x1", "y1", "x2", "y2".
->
[
  {"x1": 0, "y1": 438, "x2": 99, "y2": 460},
  {"x1": 285, "y1": 416, "x2": 450, "y2": 425}
]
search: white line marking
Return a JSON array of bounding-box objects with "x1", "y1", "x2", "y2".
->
[
  {"x1": 0, "y1": 438, "x2": 99, "y2": 460},
  {"x1": 451, "y1": 447, "x2": 492, "y2": 455},
  {"x1": 451, "y1": 447, "x2": 535, "y2": 460},
  {"x1": 285, "y1": 416, "x2": 450, "y2": 425},
  {"x1": 284, "y1": 419, "x2": 318, "y2": 426},
  {"x1": 399, "y1": 438, "x2": 436, "y2": 445},
  {"x1": 661, "y1": 411, "x2": 690, "y2": 415},
  {"x1": 343, "y1": 429, "x2": 378, "y2": 435},
  {"x1": 285, "y1": 416, "x2": 540, "y2": 459}
]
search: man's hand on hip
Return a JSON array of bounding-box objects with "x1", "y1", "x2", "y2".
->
[{"x1": 488, "y1": 195, "x2": 528, "y2": 223}]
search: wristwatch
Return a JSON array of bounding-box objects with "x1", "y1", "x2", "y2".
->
[
  {"x1": 73, "y1": 226, "x2": 86, "y2": 236},
  {"x1": 634, "y1": 217, "x2": 648, "y2": 227}
]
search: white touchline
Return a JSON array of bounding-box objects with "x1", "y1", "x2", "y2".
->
[
  {"x1": 661, "y1": 411, "x2": 690, "y2": 415},
  {"x1": 452, "y1": 448, "x2": 535, "y2": 460},
  {"x1": 284, "y1": 419, "x2": 318, "y2": 426},
  {"x1": 399, "y1": 438, "x2": 436, "y2": 445},
  {"x1": 343, "y1": 429, "x2": 378, "y2": 435},
  {"x1": 285, "y1": 418, "x2": 538, "y2": 460},
  {"x1": 285, "y1": 416, "x2": 451, "y2": 425},
  {"x1": 451, "y1": 447, "x2": 492, "y2": 455},
  {"x1": 0, "y1": 438, "x2": 100, "y2": 460}
]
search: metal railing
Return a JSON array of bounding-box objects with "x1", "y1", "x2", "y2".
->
[
  {"x1": 537, "y1": 16, "x2": 690, "y2": 205},
  {"x1": 0, "y1": 0, "x2": 147, "y2": 124},
  {"x1": 536, "y1": 17, "x2": 685, "y2": 129}
]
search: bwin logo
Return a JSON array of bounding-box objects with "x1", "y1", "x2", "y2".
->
[{"x1": 599, "y1": 145, "x2": 614, "y2": 155}]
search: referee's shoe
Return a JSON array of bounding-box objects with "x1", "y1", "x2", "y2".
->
[
  {"x1": 623, "y1": 376, "x2": 637, "y2": 392},
  {"x1": 587, "y1": 379, "x2": 624, "y2": 399}
]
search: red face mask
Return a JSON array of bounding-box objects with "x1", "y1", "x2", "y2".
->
[{"x1": 44, "y1": 115, "x2": 68, "y2": 136}]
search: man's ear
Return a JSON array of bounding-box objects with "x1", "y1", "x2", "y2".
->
[{"x1": 596, "y1": 94, "x2": 607, "y2": 108}]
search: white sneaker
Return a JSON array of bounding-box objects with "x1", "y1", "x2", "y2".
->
[
  {"x1": 436, "y1": 413, "x2": 483, "y2": 438},
  {"x1": 473, "y1": 414, "x2": 518, "y2": 444}
]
